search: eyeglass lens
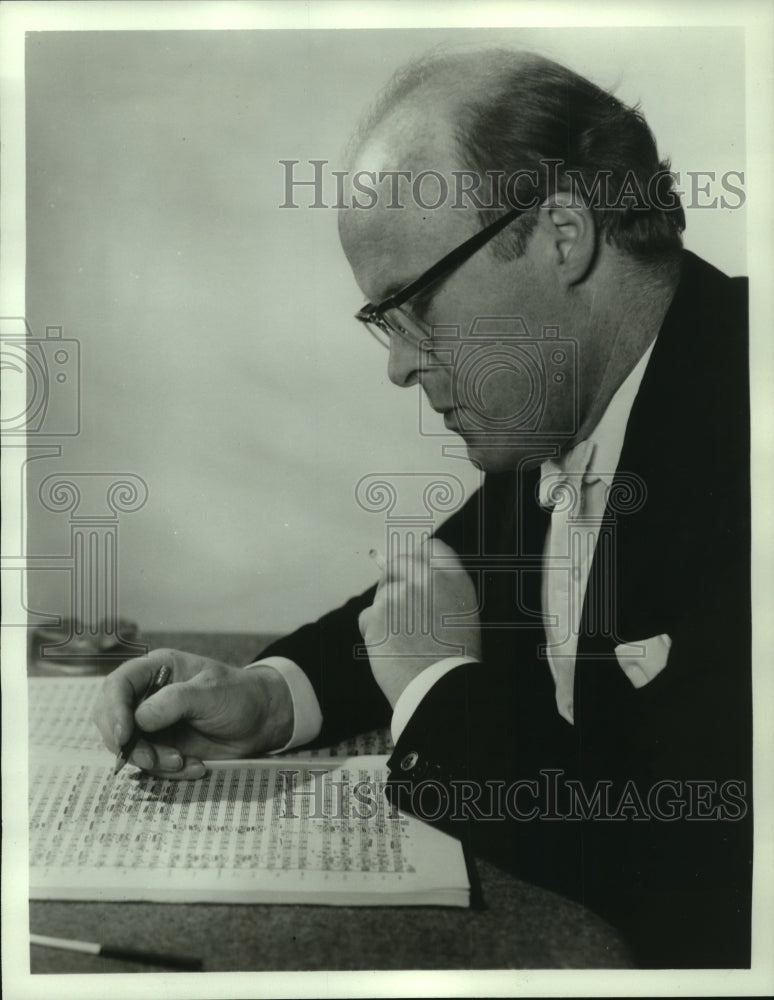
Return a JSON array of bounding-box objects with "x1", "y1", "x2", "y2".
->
[{"x1": 364, "y1": 306, "x2": 430, "y2": 349}]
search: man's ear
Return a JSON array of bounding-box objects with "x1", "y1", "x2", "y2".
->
[{"x1": 539, "y1": 191, "x2": 596, "y2": 285}]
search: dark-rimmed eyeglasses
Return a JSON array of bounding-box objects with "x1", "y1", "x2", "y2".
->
[{"x1": 354, "y1": 207, "x2": 525, "y2": 348}]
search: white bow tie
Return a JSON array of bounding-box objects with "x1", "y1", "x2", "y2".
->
[{"x1": 538, "y1": 440, "x2": 600, "y2": 510}]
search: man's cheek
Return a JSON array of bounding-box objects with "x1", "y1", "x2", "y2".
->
[{"x1": 453, "y1": 363, "x2": 541, "y2": 432}]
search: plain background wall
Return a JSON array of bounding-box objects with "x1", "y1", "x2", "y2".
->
[{"x1": 24, "y1": 26, "x2": 746, "y2": 634}]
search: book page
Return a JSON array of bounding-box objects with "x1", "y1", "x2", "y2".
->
[
  {"x1": 28, "y1": 679, "x2": 469, "y2": 906},
  {"x1": 30, "y1": 754, "x2": 469, "y2": 905},
  {"x1": 284, "y1": 728, "x2": 394, "y2": 757},
  {"x1": 28, "y1": 677, "x2": 394, "y2": 756},
  {"x1": 28, "y1": 677, "x2": 107, "y2": 754}
]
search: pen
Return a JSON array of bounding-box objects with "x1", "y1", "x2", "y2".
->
[
  {"x1": 30, "y1": 932, "x2": 203, "y2": 971},
  {"x1": 113, "y1": 663, "x2": 171, "y2": 775}
]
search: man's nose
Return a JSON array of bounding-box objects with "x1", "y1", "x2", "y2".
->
[{"x1": 387, "y1": 336, "x2": 422, "y2": 388}]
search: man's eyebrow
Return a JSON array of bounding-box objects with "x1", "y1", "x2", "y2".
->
[
  {"x1": 372, "y1": 277, "x2": 419, "y2": 304},
  {"x1": 374, "y1": 271, "x2": 447, "y2": 309}
]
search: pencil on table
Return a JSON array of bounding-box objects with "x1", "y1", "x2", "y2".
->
[{"x1": 30, "y1": 933, "x2": 202, "y2": 971}]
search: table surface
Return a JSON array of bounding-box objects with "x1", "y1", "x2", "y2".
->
[{"x1": 29, "y1": 630, "x2": 634, "y2": 972}]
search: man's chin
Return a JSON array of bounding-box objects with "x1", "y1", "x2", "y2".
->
[{"x1": 463, "y1": 440, "x2": 545, "y2": 473}]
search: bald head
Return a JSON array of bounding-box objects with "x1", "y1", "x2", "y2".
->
[
  {"x1": 338, "y1": 103, "x2": 466, "y2": 272},
  {"x1": 337, "y1": 52, "x2": 533, "y2": 270},
  {"x1": 342, "y1": 46, "x2": 685, "y2": 263},
  {"x1": 347, "y1": 48, "x2": 538, "y2": 168},
  {"x1": 341, "y1": 49, "x2": 536, "y2": 239}
]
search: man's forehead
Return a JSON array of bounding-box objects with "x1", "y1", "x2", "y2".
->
[
  {"x1": 351, "y1": 100, "x2": 453, "y2": 168},
  {"x1": 339, "y1": 116, "x2": 480, "y2": 300},
  {"x1": 339, "y1": 193, "x2": 478, "y2": 302}
]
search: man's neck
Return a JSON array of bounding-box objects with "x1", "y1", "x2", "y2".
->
[{"x1": 574, "y1": 251, "x2": 681, "y2": 444}]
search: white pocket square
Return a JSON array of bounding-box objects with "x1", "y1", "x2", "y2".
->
[{"x1": 614, "y1": 633, "x2": 672, "y2": 689}]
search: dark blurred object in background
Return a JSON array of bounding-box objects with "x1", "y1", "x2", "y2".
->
[{"x1": 28, "y1": 618, "x2": 146, "y2": 675}]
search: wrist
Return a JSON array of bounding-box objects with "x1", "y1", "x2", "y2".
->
[{"x1": 244, "y1": 665, "x2": 294, "y2": 752}]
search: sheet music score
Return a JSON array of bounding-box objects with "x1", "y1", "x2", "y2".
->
[
  {"x1": 28, "y1": 678, "x2": 469, "y2": 905},
  {"x1": 28, "y1": 677, "x2": 107, "y2": 754},
  {"x1": 28, "y1": 677, "x2": 393, "y2": 756}
]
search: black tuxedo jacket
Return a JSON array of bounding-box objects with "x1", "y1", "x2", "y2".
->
[{"x1": 257, "y1": 251, "x2": 751, "y2": 968}]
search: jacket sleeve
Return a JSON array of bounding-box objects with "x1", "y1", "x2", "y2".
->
[{"x1": 251, "y1": 586, "x2": 386, "y2": 747}]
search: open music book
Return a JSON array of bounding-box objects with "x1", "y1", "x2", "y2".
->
[{"x1": 28, "y1": 677, "x2": 470, "y2": 906}]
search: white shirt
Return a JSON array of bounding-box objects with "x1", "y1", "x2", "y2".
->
[
  {"x1": 538, "y1": 339, "x2": 655, "y2": 723},
  {"x1": 249, "y1": 340, "x2": 656, "y2": 749}
]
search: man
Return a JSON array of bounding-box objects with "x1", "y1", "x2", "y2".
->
[{"x1": 94, "y1": 50, "x2": 751, "y2": 968}]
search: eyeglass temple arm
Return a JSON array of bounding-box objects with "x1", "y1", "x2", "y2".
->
[{"x1": 377, "y1": 207, "x2": 523, "y2": 313}]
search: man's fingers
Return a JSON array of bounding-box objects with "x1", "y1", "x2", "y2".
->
[
  {"x1": 129, "y1": 755, "x2": 206, "y2": 782},
  {"x1": 133, "y1": 680, "x2": 198, "y2": 733},
  {"x1": 118, "y1": 649, "x2": 185, "y2": 701},
  {"x1": 95, "y1": 662, "x2": 155, "y2": 753},
  {"x1": 133, "y1": 666, "x2": 235, "y2": 734},
  {"x1": 94, "y1": 649, "x2": 186, "y2": 753},
  {"x1": 128, "y1": 738, "x2": 158, "y2": 771},
  {"x1": 128, "y1": 739, "x2": 186, "y2": 772},
  {"x1": 379, "y1": 542, "x2": 465, "y2": 587},
  {"x1": 426, "y1": 537, "x2": 458, "y2": 560},
  {"x1": 358, "y1": 607, "x2": 372, "y2": 638},
  {"x1": 145, "y1": 762, "x2": 207, "y2": 781}
]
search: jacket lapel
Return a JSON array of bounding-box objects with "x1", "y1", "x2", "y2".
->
[{"x1": 575, "y1": 252, "x2": 746, "y2": 715}]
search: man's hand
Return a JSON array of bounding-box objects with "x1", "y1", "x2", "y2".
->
[
  {"x1": 93, "y1": 648, "x2": 294, "y2": 779},
  {"x1": 359, "y1": 538, "x2": 481, "y2": 708}
]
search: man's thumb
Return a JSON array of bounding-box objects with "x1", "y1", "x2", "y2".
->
[{"x1": 134, "y1": 682, "x2": 195, "y2": 732}]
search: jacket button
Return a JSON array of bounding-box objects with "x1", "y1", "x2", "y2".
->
[{"x1": 400, "y1": 751, "x2": 419, "y2": 771}]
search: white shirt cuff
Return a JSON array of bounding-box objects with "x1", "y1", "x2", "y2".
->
[
  {"x1": 244, "y1": 657, "x2": 323, "y2": 752},
  {"x1": 391, "y1": 657, "x2": 480, "y2": 744}
]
